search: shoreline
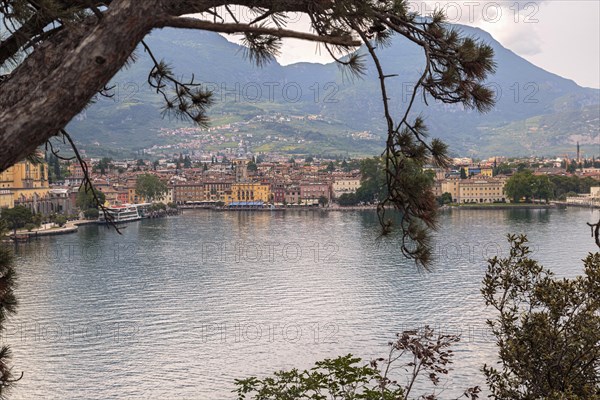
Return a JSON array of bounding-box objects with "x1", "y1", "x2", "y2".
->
[
  {"x1": 551, "y1": 202, "x2": 600, "y2": 209},
  {"x1": 2, "y1": 223, "x2": 79, "y2": 243},
  {"x1": 183, "y1": 204, "x2": 562, "y2": 212},
  {"x1": 1, "y1": 204, "x2": 588, "y2": 243},
  {"x1": 445, "y1": 204, "x2": 558, "y2": 211},
  {"x1": 210, "y1": 206, "x2": 378, "y2": 212},
  {"x1": 1, "y1": 218, "x2": 111, "y2": 242}
]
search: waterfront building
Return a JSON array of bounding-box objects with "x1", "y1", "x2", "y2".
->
[
  {"x1": 566, "y1": 186, "x2": 600, "y2": 207},
  {"x1": 173, "y1": 180, "x2": 233, "y2": 205},
  {"x1": 441, "y1": 178, "x2": 461, "y2": 202},
  {"x1": 155, "y1": 187, "x2": 175, "y2": 204},
  {"x1": 440, "y1": 177, "x2": 506, "y2": 204},
  {"x1": 457, "y1": 178, "x2": 506, "y2": 203},
  {"x1": 229, "y1": 182, "x2": 271, "y2": 205},
  {"x1": 0, "y1": 157, "x2": 51, "y2": 210},
  {"x1": 11, "y1": 188, "x2": 76, "y2": 215},
  {"x1": 285, "y1": 186, "x2": 301, "y2": 205},
  {"x1": 332, "y1": 177, "x2": 361, "y2": 199},
  {"x1": 173, "y1": 182, "x2": 204, "y2": 204},
  {"x1": 271, "y1": 181, "x2": 286, "y2": 204},
  {"x1": 300, "y1": 182, "x2": 331, "y2": 205},
  {"x1": 203, "y1": 181, "x2": 232, "y2": 202}
]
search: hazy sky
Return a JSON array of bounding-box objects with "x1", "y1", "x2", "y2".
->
[{"x1": 218, "y1": 1, "x2": 599, "y2": 89}]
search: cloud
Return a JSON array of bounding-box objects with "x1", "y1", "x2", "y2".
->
[
  {"x1": 401, "y1": 1, "x2": 546, "y2": 56},
  {"x1": 496, "y1": 27, "x2": 543, "y2": 55},
  {"x1": 405, "y1": 1, "x2": 548, "y2": 26},
  {"x1": 212, "y1": 1, "x2": 597, "y2": 87}
]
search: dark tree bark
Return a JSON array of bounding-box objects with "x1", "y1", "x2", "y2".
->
[
  {"x1": 0, "y1": 0, "x2": 161, "y2": 172},
  {"x1": 0, "y1": 0, "x2": 328, "y2": 172}
]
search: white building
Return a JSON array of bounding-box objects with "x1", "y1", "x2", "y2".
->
[
  {"x1": 332, "y1": 177, "x2": 361, "y2": 198},
  {"x1": 566, "y1": 186, "x2": 600, "y2": 207}
]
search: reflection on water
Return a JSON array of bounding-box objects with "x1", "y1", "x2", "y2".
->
[
  {"x1": 503, "y1": 208, "x2": 551, "y2": 224},
  {"x1": 5, "y1": 208, "x2": 599, "y2": 399}
]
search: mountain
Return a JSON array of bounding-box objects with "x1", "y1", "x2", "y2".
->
[{"x1": 68, "y1": 25, "x2": 600, "y2": 158}]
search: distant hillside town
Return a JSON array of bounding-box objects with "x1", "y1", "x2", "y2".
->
[{"x1": 2, "y1": 145, "x2": 600, "y2": 220}]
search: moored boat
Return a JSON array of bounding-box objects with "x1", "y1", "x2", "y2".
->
[{"x1": 97, "y1": 204, "x2": 142, "y2": 224}]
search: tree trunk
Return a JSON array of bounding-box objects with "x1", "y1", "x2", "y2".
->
[
  {"x1": 0, "y1": 0, "x2": 159, "y2": 172},
  {"x1": 0, "y1": 0, "x2": 328, "y2": 173}
]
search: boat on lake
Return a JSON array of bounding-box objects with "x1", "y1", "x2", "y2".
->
[{"x1": 97, "y1": 204, "x2": 143, "y2": 224}]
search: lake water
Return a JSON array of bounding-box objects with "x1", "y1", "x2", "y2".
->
[{"x1": 5, "y1": 208, "x2": 600, "y2": 399}]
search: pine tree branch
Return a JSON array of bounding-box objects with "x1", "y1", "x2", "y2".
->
[
  {"x1": 0, "y1": 13, "x2": 53, "y2": 66},
  {"x1": 0, "y1": 0, "x2": 113, "y2": 67},
  {"x1": 60, "y1": 129, "x2": 121, "y2": 233},
  {"x1": 159, "y1": 17, "x2": 361, "y2": 47},
  {"x1": 163, "y1": 0, "x2": 329, "y2": 17},
  {"x1": 586, "y1": 218, "x2": 600, "y2": 248}
]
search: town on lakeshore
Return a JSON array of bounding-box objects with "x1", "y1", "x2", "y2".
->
[
  {"x1": 2, "y1": 142, "x2": 600, "y2": 231},
  {"x1": 1, "y1": 1, "x2": 600, "y2": 397}
]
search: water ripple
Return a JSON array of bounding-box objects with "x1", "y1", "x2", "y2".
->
[{"x1": 6, "y1": 208, "x2": 597, "y2": 399}]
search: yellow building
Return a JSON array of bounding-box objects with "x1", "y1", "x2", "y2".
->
[
  {"x1": 465, "y1": 165, "x2": 493, "y2": 178},
  {"x1": 203, "y1": 181, "x2": 232, "y2": 202},
  {"x1": 155, "y1": 187, "x2": 174, "y2": 204},
  {"x1": 229, "y1": 183, "x2": 271, "y2": 205},
  {"x1": 441, "y1": 179, "x2": 461, "y2": 202},
  {"x1": 0, "y1": 158, "x2": 50, "y2": 208},
  {"x1": 126, "y1": 186, "x2": 173, "y2": 205},
  {"x1": 458, "y1": 178, "x2": 506, "y2": 203},
  {"x1": 479, "y1": 167, "x2": 493, "y2": 177},
  {"x1": 440, "y1": 177, "x2": 506, "y2": 204},
  {"x1": 127, "y1": 186, "x2": 146, "y2": 204}
]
